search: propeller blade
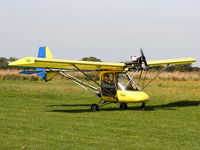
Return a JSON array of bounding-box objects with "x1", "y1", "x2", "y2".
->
[
  {"x1": 140, "y1": 48, "x2": 144, "y2": 57},
  {"x1": 140, "y1": 48, "x2": 148, "y2": 67}
]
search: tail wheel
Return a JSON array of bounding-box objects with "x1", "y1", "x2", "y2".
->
[
  {"x1": 120, "y1": 103, "x2": 128, "y2": 110},
  {"x1": 91, "y1": 104, "x2": 99, "y2": 111}
]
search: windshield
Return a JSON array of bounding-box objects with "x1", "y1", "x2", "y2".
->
[{"x1": 117, "y1": 72, "x2": 139, "y2": 91}]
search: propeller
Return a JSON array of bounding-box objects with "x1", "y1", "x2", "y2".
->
[
  {"x1": 124, "y1": 48, "x2": 149, "y2": 71},
  {"x1": 140, "y1": 48, "x2": 148, "y2": 68}
]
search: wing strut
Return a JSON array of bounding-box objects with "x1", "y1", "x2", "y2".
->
[
  {"x1": 59, "y1": 71, "x2": 99, "y2": 91},
  {"x1": 141, "y1": 65, "x2": 168, "y2": 90}
]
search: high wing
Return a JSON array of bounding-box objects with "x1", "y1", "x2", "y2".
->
[
  {"x1": 9, "y1": 46, "x2": 196, "y2": 71},
  {"x1": 9, "y1": 57, "x2": 125, "y2": 71},
  {"x1": 9, "y1": 56, "x2": 196, "y2": 71},
  {"x1": 147, "y1": 58, "x2": 196, "y2": 67}
]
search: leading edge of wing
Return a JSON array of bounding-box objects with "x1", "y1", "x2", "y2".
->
[
  {"x1": 9, "y1": 57, "x2": 125, "y2": 71},
  {"x1": 147, "y1": 58, "x2": 196, "y2": 67}
]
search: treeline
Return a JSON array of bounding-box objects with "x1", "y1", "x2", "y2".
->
[
  {"x1": 152, "y1": 64, "x2": 200, "y2": 72},
  {"x1": 0, "y1": 56, "x2": 199, "y2": 72},
  {"x1": 0, "y1": 57, "x2": 18, "y2": 69}
]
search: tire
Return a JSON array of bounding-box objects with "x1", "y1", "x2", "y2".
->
[
  {"x1": 91, "y1": 104, "x2": 99, "y2": 111},
  {"x1": 120, "y1": 103, "x2": 127, "y2": 110}
]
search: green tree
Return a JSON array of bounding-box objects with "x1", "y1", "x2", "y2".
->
[
  {"x1": 81, "y1": 57, "x2": 102, "y2": 62},
  {"x1": 192, "y1": 67, "x2": 200, "y2": 72},
  {"x1": 175, "y1": 64, "x2": 193, "y2": 72},
  {"x1": 8, "y1": 57, "x2": 18, "y2": 62},
  {"x1": 0, "y1": 57, "x2": 18, "y2": 69},
  {"x1": 0, "y1": 57, "x2": 8, "y2": 69},
  {"x1": 150, "y1": 64, "x2": 199, "y2": 72}
]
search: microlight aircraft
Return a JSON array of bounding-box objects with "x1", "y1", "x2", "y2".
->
[{"x1": 9, "y1": 46, "x2": 196, "y2": 111}]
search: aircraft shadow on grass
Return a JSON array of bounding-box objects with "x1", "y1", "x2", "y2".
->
[
  {"x1": 48, "y1": 104, "x2": 90, "y2": 107},
  {"x1": 47, "y1": 100, "x2": 200, "y2": 113},
  {"x1": 146, "y1": 100, "x2": 200, "y2": 111}
]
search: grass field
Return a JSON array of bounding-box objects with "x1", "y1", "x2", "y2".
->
[{"x1": 0, "y1": 80, "x2": 200, "y2": 150}]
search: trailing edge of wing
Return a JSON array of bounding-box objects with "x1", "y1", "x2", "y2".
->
[
  {"x1": 147, "y1": 58, "x2": 196, "y2": 67},
  {"x1": 9, "y1": 57, "x2": 125, "y2": 71}
]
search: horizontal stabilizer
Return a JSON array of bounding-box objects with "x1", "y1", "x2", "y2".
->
[
  {"x1": 20, "y1": 70, "x2": 44, "y2": 74},
  {"x1": 20, "y1": 70, "x2": 58, "y2": 81}
]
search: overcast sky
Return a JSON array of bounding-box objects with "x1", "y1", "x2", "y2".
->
[{"x1": 0, "y1": 0, "x2": 199, "y2": 66}]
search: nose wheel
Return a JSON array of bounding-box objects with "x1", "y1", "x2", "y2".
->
[{"x1": 120, "y1": 103, "x2": 128, "y2": 110}]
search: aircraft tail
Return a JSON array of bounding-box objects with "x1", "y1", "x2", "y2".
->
[
  {"x1": 38, "y1": 46, "x2": 53, "y2": 59},
  {"x1": 20, "y1": 46, "x2": 58, "y2": 81}
]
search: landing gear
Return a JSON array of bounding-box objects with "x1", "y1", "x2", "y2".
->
[
  {"x1": 91, "y1": 100, "x2": 112, "y2": 111},
  {"x1": 139, "y1": 102, "x2": 145, "y2": 110},
  {"x1": 91, "y1": 104, "x2": 99, "y2": 111},
  {"x1": 120, "y1": 103, "x2": 128, "y2": 110}
]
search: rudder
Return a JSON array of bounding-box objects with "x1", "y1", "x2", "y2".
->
[{"x1": 38, "y1": 46, "x2": 53, "y2": 59}]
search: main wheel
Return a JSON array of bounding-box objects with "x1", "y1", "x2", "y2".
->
[
  {"x1": 91, "y1": 104, "x2": 99, "y2": 111},
  {"x1": 120, "y1": 103, "x2": 127, "y2": 110},
  {"x1": 139, "y1": 102, "x2": 145, "y2": 111}
]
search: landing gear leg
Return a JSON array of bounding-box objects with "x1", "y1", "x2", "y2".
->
[
  {"x1": 139, "y1": 102, "x2": 145, "y2": 111},
  {"x1": 120, "y1": 103, "x2": 128, "y2": 110},
  {"x1": 91, "y1": 100, "x2": 114, "y2": 111}
]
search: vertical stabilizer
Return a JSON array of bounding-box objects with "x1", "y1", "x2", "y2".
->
[
  {"x1": 38, "y1": 46, "x2": 53, "y2": 59},
  {"x1": 37, "y1": 46, "x2": 55, "y2": 81}
]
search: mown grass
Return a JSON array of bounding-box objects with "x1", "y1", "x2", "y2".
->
[{"x1": 0, "y1": 80, "x2": 200, "y2": 150}]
